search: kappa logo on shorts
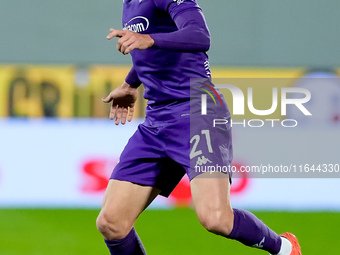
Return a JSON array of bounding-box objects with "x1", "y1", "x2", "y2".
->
[
  {"x1": 195, "y1": 156, "x2": 212, "y2": 167},
  {"x1": 199, "y1": 82, "x2": 223, "y2": 115}
]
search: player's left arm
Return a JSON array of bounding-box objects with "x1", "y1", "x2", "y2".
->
[{"x1": 149, "y1": 5, "x2": 211, "y2": 52}]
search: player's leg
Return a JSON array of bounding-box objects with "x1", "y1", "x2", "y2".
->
[
  {"x1": 96, "y1": 122, "x2": 167, "y2": 254},
  {"x1": 96, "y1": 179, "x2": 160, "y2": 254},
  {"x1": 188, "y1": 82, "x2": 297, "y2": 254},
  {"x1": 190, "y1": 172, "x2": 234, "y2": 235},
  {"x1": 191, "y1": 172, "x2": 292, "y2": 254}
]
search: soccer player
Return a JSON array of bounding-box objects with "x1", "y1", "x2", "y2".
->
[{"x1": 96, "y1": 0, "x2": 302, "y2": 254}]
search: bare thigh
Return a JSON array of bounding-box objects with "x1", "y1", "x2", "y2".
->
[
  {"x1": 98, "y1": 179, "x2": 160, "y2": 239},
  {"x1": 190, "y1": 172, "x2": 234, "y2": 236}
]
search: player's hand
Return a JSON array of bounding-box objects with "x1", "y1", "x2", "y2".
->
[
  {"x1": 107, "y1": 28, "x2": 154, "y2": 55},
  {"x1": 102, "y1": 82, "x2": 138, "y2": 125}
]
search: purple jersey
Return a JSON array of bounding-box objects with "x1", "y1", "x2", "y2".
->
[{"x1": 122, "y1": 0, "x2": 212, "y2": 107}]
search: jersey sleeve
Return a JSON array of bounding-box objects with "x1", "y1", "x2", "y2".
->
[
  {"x1": 149, "y1": 5, "x2": 210, "y2": 52},
  {"x1": 154, "y1": 0, "x2": 199, "y2": 19},
  {"x1": 125, "y1": 66, "x2": 142, "y2": 88}
]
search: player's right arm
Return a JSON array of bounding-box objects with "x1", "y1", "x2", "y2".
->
[
  {"x1": 125, "y1": 66, "x2": 142, "y2": 89},
  {"x1": 102, "y1": 71, "x2": 139, "y2": 125}
]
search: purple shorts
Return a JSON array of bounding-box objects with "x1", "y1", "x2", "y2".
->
[{"x1": 111, "y1": 82, "x2": 233, "y2": 197}]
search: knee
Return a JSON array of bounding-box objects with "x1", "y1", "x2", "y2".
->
[
  {"x1": 197, "y1": 208, "x2": 234, "y2": 236},
  {"x1": 96, "y1": 211, "x2": 132, "y2": 240}
]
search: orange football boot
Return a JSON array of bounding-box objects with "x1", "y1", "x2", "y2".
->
[{"x1": 280, "y1": 232, "x2": 302, "y2": 255}]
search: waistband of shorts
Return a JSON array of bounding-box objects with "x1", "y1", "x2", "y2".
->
[{"x1": 144, "y1": 100, "x2": 190, "y2": 125}]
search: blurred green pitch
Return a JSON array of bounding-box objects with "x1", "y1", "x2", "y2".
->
[{"x1": 0, "y1": 208, "x2": 338, "y2": 254}]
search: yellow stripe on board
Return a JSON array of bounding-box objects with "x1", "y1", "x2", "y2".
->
[{"x1": 0, "y1": 65, "x2": 338, "y2": 119}]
